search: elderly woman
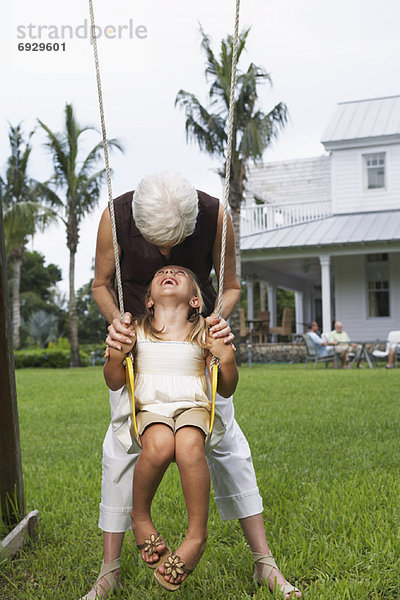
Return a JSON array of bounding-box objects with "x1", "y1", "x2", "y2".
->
[{"x1": 82, "y1": 172, "x2": 300, "y2": 599}]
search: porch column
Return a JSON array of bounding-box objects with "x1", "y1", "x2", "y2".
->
[
  {"x1": 246, "y1": 280, "x2": 254, "y2": 327},
  {"x1": 303, "y1": 289, "x2": 312, "y2": 328},
  {"x1": 319, "y1": 254, "x2": 332, "y2": 334},
  {"x1": 259, "y1": 281, "x2": 266, "y2": 312},
  {"x1": 294, "y1": 291, "x2": 304, "y2": 334},
  {"x1": 267, "y1": 284, "x2": 277, "y2": 327}
]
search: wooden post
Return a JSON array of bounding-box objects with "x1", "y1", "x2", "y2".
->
[{"x1": 0, "y1": 200, "x2": 25, "y2": 525}]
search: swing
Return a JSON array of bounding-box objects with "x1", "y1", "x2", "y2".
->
[{"x1": 88, "y1": 0, "x2": 240, "y2": 440}]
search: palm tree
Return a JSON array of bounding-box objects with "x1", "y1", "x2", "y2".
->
[
  {"x1": 29, "y1": 310, "x2": 58, "y2": 348},
  {"x1": 175, "y1": 28, "x2": 288, "y2": 334},
  {"x1": 38, "y1": 104, "x2": 123, "y2": 367},
  {"x1": 1, "y1": 124, "x2": 55, "y2": 349}
]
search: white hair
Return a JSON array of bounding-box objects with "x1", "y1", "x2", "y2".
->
[{"x1": 132, "y1": 172, "x2": 199, "y2": 246}]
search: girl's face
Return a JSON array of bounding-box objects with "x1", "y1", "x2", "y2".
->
[{"x1": 147, "y1": 266, "x2": 200, "y2": 311}]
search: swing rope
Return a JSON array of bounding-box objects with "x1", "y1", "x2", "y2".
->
[
  {"x1": 207, "y1": 0, "x2": 240, "y2": 433},
  {"x1": 88, "y1": 0, "x2": 241, "y2": 437},
  {"x1": 88, "y1": 0, "x2": 125, "y2": 318},
  {"x1": 216, "y1": 0, "x2": 240, "y2": 320}
]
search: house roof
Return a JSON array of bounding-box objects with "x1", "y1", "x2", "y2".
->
[
  {"x1": 245, "y1": 156, "x2": 330, "y2": 206},
  {"x1": 321, "y1": 95, "x2": 400, "y2": 145},
  {"x1": 241, "y1": 210, "x2": 400, "y2": 254}
]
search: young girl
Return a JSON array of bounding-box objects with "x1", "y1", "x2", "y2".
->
[{"x1": 104, "y1": 266, "x2": 238, "y2": 591}]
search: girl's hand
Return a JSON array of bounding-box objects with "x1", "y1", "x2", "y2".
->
[
  {"x1": 206, "y1": 313, "x2": 235, "y2": 345},
  {"x1": 207, "y1": 331, "x2": 235, "y2": 362}
]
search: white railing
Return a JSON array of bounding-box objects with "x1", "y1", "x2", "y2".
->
[{"x1": 240, "y1": 200, "x2": 332, "y2": 235}]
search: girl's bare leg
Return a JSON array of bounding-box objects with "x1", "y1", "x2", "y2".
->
[
  {"x1": 157, "y1": 426, "x2": 209, "y2": 585},
  {"x1": 131, "y1": 424, "x2": 175, "y2": 564}
]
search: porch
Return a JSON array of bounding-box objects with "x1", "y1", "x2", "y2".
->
[{"x1": 240, "y1": 207, "x2": 400, "y2": 340}]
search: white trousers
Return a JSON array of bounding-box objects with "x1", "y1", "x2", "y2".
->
[{"x1": 99, "y1": 390, "x2": 263, "y2": 532}]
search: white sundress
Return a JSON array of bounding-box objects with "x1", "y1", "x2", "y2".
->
[{"x1": 111, "y1": 327, "x2": 226, "y2": 454}]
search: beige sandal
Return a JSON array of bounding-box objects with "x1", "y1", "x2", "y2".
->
[
  {"x1": 79, "y1": 558, "x2": 122, "y2": 599},
  {"x1": 252, "y1": 552, "x2": 300, "y2": 598},
  {"x1": 136, "y1": 531, "x2": 171, "y2": 569},
  {"x1": 153, "y1": 554, "x2": 193, "y2": 592}
]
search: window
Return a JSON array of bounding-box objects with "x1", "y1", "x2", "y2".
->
[
  {"x1": 364, "y1": 153, "x2": 385, "y2": 189},
  {"x1": 366, "y1": 254, "x2": 390, "y2": 317}
]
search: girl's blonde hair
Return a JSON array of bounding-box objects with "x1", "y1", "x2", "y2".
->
[{"x1": 137, "y1": 267, "x2": 208, "y2": 348}]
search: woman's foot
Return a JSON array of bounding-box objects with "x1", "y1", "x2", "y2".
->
[
  {"x1": 253, "y1": 553, "x2": 301, "y2": 599},
  {"x1": 156, "y1": 535, "x2": 207, "y2": 586},
  {"x1": 80, "y1": 559, "x2": 121, "y2": 600},
  {"x1": 83, "y1": 574, "x2": 118, "y2": 599},
  {"x1": 132, "y1": 517, "x2": 167, "y2": 566}
]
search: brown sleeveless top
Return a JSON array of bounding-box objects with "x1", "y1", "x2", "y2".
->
[{"x1": 113, "y1": 190, "x2": 219, "y2": 318}]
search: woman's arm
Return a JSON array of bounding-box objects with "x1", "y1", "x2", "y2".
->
[
  {"x1": 92, "y1": 207, "x2": 135, "y2": 349},
  {"x1": 206, "y1": 335, "x2": 238, "y2": 398},
  {"x1": 209, "y1": 203, "x2": 241, "y2": 343},
  {"x1": 212, "y1": 202, "x2": 241, "y2": 320}
]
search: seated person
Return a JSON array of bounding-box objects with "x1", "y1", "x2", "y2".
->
[
  {"x1": 307, "y1": 321, "x2": 334, "y2": 357},
  {"x1": 328, "y1": 321, "x2": 361, "y2": 368},
  {"x1": 386, "y1": 344, "x2": 398, "y2": 369}
]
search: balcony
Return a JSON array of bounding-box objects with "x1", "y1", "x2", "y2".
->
[{"x1": 240, "y1": 200, "x2": 332, "y2": 235}]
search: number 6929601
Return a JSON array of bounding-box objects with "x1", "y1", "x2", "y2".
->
[{"x1": 18, "y1": 42, "x2": 66, "y2": 51}]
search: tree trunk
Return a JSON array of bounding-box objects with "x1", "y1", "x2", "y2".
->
[
  {"x1": 11, "y1": 252, "x2": 23, "y2": 350},
  {"x1": 0, "y1": 201, "x2": 25, "y2": 525},
  {"x1": 69, "y1": 247, "x2": 80, "y2": 367}
]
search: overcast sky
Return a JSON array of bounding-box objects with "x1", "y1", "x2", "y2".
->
[{"x1": 1, "y1": 0, "x2": 399, "y2": 294}]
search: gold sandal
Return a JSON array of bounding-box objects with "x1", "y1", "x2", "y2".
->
[
  {"x1": 79, "y1": 558, "x2": 122, "y2": 599},
  {"x1": 252, "y1": 552, "x2": 301, "y2": 598},
  {"x1": 153, "y1": 554, "x2": 193, "y2": 592},
  {"x1": 137, "y1": 532, "x2": 170, "y2": 569}
]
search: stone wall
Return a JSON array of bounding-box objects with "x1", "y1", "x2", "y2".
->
[
  {"x1": 238, "y1": 342, "x2": 307, "y2": 364},
  {"x1": 237, "y1": 341, "x2": 381, "y2": 365}
]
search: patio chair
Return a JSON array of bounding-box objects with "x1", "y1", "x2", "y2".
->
[
  {"x1": 240, "y1": 308, "x2": 264, "y2": 344},
  {"x1": 270, "y1": 307, "x2": 293, "y2": 340},
  {"x1": 250, "y1": 310, "x2": 270, "y2": 343},
  {"x1": 371, "y1": 330, "x2": 400, "y2": 367},
  {"x1": 303, "y1": 334, "x2": 336, "y2": 369}
]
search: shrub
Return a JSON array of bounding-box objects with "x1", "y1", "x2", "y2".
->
[
  {"x1": 14, "y1": 348, "x2": 90, "y2": 369},
  {"x1": 48, "y1": 337, "x2": 70, "y2": 350}
]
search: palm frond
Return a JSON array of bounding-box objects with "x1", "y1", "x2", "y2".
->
[
  {"x1": 35, "y1": 181, "x2": 65, "y2": 211},
  {"x1": 37, "y1": 118, "x2": 69, "y2": 177},
  {"x1": 79, "y1": 138, "x2": 124, "y2": 179},
  {"x1": 175, "y1": 90, "x2": 226, "y2": 155}
]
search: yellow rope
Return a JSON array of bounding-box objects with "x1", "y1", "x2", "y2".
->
[{"x1": 125, "y1": 355, "x2": 138, "y2": 438}]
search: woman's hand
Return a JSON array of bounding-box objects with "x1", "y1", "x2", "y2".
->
[
  {"x1": 104, "y1": 313, "x2": 136, "y2": 358},
  {"x1": 105, "y1": 312, "x2": 136, "y2": 351},
  {"x1": 206, "y1": 313, "x2": 235, "y2": 346}
]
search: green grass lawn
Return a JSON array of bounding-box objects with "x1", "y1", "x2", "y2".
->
[{"x1": 1, "y1": 365, "x2": 399, "y2": 599}]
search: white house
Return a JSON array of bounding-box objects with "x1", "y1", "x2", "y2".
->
[{"x1": 241, "y1": 95, "x2": 400, "y2": 340}]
